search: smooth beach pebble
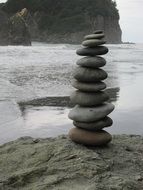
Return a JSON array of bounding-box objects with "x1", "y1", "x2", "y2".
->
[
  {"x1": 73, "y1": 117, "x2": 113, "y2": 131},
  {"x1": 68, "y1": 128, "x2": 112, "y2": 146},
  {"x1": 70, "y1": 90, "x2": 109, "y2": 106},
  {"x1": 84, "y1": 33, "x2": 105, "y2": 40},
  {"x1": 68, "y1": 103, "x2": 115, "y2": 123},
  {"x1": 72, "y1": 80, "x2": 106, "y2": 92},
  {"x1": 73, "y1": 67, "x2": 108, "y2": 82},
  {"x1": 76, "y1": 56, "x2": 106, "y2": 68},
  {"x1": 76, "y1": 46, "x2": 108, "y2": 56},
  {"x1": 93, "y1": 30, "x2": 103, "y2": 34},
  {"x1": 82, "y1": 39, "x2": 106, "y2": 47}
]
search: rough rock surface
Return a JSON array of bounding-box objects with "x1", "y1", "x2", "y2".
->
[{"x1": 0, "y1": 135, "x2": 142, "y2": 190}]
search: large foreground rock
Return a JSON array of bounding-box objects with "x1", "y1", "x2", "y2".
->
[{"x1": 0, "y1": 135, "x2": 142, "y2": 190}]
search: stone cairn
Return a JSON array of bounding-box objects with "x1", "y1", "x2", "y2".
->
[{"x1": 68, "y1": 30, "x2": 115, "y2": 146}]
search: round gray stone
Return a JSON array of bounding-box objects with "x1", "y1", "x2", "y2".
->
[
  {"x1": 70, "y1": 90, "x2": 109, "y2": 106},
  {"x1": 68, "y1": 103, "x2": 115, "y2": 122},
  {"x1": 84, "y1": 34, "x2": 105, "y2": 40},
  {"x1": 76, "y1": 46, "x2": 108, "y2": 56},
  {"x1": 73, "y1": 117, "x2": 113, "y2": 131},
  {"x1": 72, "y1": 80, "x2": 106, "y2": 92},
  {"x1": 76, "y1": 56, "x2": 106, "y2": 68},
  {"x1": 82, "y1": 39, "x2": 106, "y2": 47},
  {"x1": 68, "y1": 128, "x2": 112, "y2": 146},
  {"x1": 73, "y1": 67, "x2": 108, "y2": 82}
]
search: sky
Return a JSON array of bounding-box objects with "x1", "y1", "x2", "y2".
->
[
  {"x1": 116, "y1": 0, "x2": 143, "y2": 43},
  {"x1": 0, "y1": 0, "x2": 143, "y2": 43}
]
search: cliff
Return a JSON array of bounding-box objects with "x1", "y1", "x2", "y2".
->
[
  {"x1": 0, "y1": 135, "x2": 142, "y2": 189},
  {"x1": 34, "y1": 15, "x2": 122, "y2": 44},
  {"x1": 0, "y1": 0, "x2": 122, "y2": 44}
]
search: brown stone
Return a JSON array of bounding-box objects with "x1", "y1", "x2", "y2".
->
[{"x1": 68, "y1": 128, "x2": 112, "y2": 146}]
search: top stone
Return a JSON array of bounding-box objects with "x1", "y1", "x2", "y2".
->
[
  {"x1": 84, "y1": 33, "x2": 105, "y2": 40},
  {"x1": 82, "y1": 39, "x2": 106, "y2": 47},
  {"x1": 93, "y1": 30, "x2": 104, "y2": 34}
]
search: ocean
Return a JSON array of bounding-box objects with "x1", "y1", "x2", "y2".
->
[{"x1": 0, "y1": 42, "x2": 143, "y2": 144}]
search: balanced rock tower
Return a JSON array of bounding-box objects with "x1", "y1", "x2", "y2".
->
[{"x1": 68, "y1": 30, "x2": 115, "y2": 146}]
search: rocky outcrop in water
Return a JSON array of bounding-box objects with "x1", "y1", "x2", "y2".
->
[
  {"x1": 9, "y1": 8, "x2": 31, "y2": 46},
  {"x1": 0, "y1": 8, "x2": 31, "y2": 45},
  {"x1": 0, "y1": 135, "x2": 142, "y2": 189}
]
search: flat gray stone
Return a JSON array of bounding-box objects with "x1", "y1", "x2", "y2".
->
[
  {"x1": 70, "y1": 90, "x2": 109, "y2": 106},
  {"x1": 93, "y1": 30, "x2": 103, "y2": 34},
  {"x1": 73, "y1": 67, "x2": 108, "y2": 82},
  {"x1": 68, "y1": 103, "x2": 115, "y2": 122},
  {"x1": 82, "y1": 39, "x2": 106, "y2": 47},
  {"x1": 72, "y1": 80, "x2": 106, "y2": 92},
  {"x1": 76, "y1": 46, "x2": 108, "y2": 56},
  {"x1": 84, "y1": 34, "x2": 105, "y2": 40},
  {"x1": 76, "y1": 56, "x2": 106, "y2": 68},
  {"x1": 68, "y1": 128, "x2": 112, "y2": 146},
  {"x1": 73, "y1": 117, "x2": 113, "y2": 131}
]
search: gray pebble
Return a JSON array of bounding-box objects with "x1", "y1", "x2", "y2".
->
[
  {"x1": 70, "y1": 90, "x2": 109, "y2": 106},
  {"x1": 76, "y1": 56, "x2": 106, "y2": 68},
  {"x1": 73, "y1": 117, "x2": 113, "y2": 131},
  {"x1": 68, "y1": 103, "x2": 115, "y2": 122},
  {"x1": 73, "y1": 67, "x2": 108, "y2": 82},
  {"x1": 72, "y1": 80, "x2": 106, "y2": 92}
]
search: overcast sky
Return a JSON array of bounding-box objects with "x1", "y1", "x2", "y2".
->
[
  {"x1": 0, "y1": 0, "x2": 142, "y2": 43},
  {"x1": 116, "y1": 0, "x2": 143, "y2": 43}
]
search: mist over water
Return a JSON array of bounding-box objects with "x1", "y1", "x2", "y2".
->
[{"x1": 0, "y1": 43, "x2": 143, "y2": 144}]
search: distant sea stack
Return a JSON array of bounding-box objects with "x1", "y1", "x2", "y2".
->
[
  {"x1": 9, "y1": 8, "x2": 31, "y2": 46},
  {"x1": 68, "y1": 31, "x2": 115, "y2": 146},
  {"x1": 0, "y1": 0, "x2": 122, "y2": 44},
  {"x1": 0, "y1": 8, "x2": 31, "y2": 46}
]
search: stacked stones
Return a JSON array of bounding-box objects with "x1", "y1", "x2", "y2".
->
[{"x1": 68, "y1": 30, "x2": 115, "y2": 146}]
